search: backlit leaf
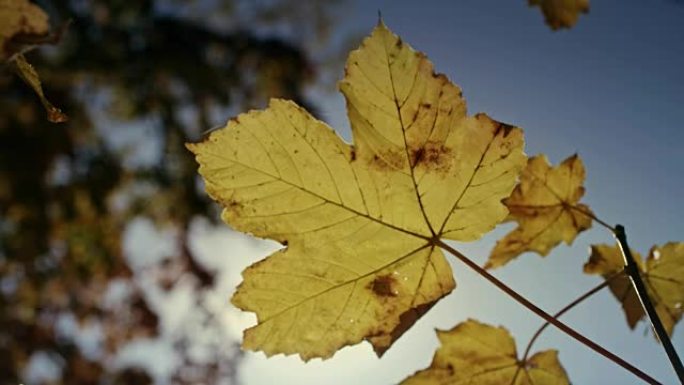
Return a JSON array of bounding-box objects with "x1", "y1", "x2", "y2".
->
[
  {"x1": 486, "y1": 154, "x2": 592, "y2": 269},
  {"x1": 529, "y1": 0, "x2": 590, "y2": 30},
  {"x1": 584, "y1": 242, "x2": 684, "y2": 336},
  {"x1": 400, "y1": 319, "x2": 569, "y2": 385},
  {"x1": 188, "y1": 23, "x2": 526, "y2": 360}
]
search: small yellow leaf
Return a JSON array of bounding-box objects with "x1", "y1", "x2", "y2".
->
[
  {"x1": 529, "y1": 0, "x2": 590, "y2": 30},
  {"x1": 11, "y1": 54, "x2": 68, "y2": 123},
  {"x1": 400, "y1": 319, "x2": 569, "y2": 385},
  {"x1": 188, "y1": 23, "x2": 527, "y2": 360},
  {"x1": 0, "y1": 0, "x2": 49, "y2": 60},
  {"x1": 584, "y1": 242, "x2": 684, "y2": 336},
  {"x1": 486, "y1": 154, "x2": 592, "y2": 269}
]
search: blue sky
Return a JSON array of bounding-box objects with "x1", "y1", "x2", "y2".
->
[{"x1": 234, "y1": 1, "x2": 684, "y2": 384}]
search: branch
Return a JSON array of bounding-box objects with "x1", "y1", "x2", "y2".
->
[
  {"x1": 521, "y1": 271, "x2": 621, "y2": 362},
  {"x1": 436, "y1": 239, "x2": 661, "y2": 385},
  {"x1": 614, "y1": 225, "x2": 684, "y2": 383}
]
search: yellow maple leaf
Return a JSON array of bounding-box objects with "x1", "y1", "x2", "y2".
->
[
  {"x1": 529, "y1": 0, "x2": 590, "y2": 30},
  {"x1": 584, "y1": 242, "x2": 684, "y2": 336},
  {"x1": 486, "y1": 154, "x2": 592, "y2": 269},
  {"x1": 188, "y1": 23, "x2": 527, "y2": 360},
  {"x1": 401, "y1": 319, "x2": 569, "y2": 385}
]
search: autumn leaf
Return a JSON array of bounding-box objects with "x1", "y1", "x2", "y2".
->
[
  {"x1": 486, "y1": 154, "x2": 592, "y2": 269},
  {"x1": 584, "y1": 242, "x2": 684, "y2": 336},
  {"x1": 400, "y1": 319, "x2": 569, "y2": 385},
  {"x1": 188, "y1": 23, "x2": 527, "y2": 360},
  {"x1": 529, "y1": 0, "x2": 590, "y2": 30},
  {"x1": 0, "y1": 0, "x2": 49, "y2": 60},
  {"x1": 1, "y1": 0, "x2": 68, "y2": 122}
]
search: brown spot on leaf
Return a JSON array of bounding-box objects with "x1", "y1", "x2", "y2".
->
[
  {"x1": 494, "y1": 121, "x2": 516, "y2": 137},
  {"x1": 369, "y1": 274, "x2": 398, "y2": 297},
  {"x1": 412, "y1": 148, "x2": 425, "y2": 165},
  {"x1": 223, "y1": 199, "x2": 243, "y2": 215},
  {"x1": 350, "y1": 146, "x2": 356, "y2": 161},
  {"x1": 410, "y1": 141, "x2": 452, "y2": 172},
  {"x1": 431, "y1": 73, "x2": 449, "y2": 86},
  {"x1": 370, "y1": 300, "x2": 437, "y2": 357},
  {"x1": 368, "y1": 150, "x2": 405, "y2": 171}
]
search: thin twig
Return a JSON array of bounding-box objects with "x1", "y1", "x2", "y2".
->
[
  {"x1": 508, "y1": 274, "x2": 618, "y2": 385},
  {"x1": 614, "y1": 225, "x2": 684, "y2": 383},
  {"x1": 521, "y1": 270, "x2": 621, "y2": 362},
  {"x1": 436, "y1": 239, "x2": 661, "y2": 385}
]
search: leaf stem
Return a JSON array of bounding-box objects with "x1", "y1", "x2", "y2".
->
[
  {"x1": 521, "y1": 271, "x2": 621, "y2": 363},
  {"x1": 567, "y1": 204, "x2": 616, "y2": 232},
  {"x1": 614, "y1": 225, "x2": 684, "y2": 383},
  {"x1": 436, "y1": 239, "x2": 661, "y2": 385}
]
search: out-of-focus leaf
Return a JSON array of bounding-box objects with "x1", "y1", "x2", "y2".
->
[
  {"x1": 0, "y1": 0, "x2": 49, "y2": 60},
  {"x1": 584, "y1": 242, "x2": 684, "y2": 335},
  {"x1": 486, "y1": 154, "x2": 592, "y2": 269},
  {"x1": 10, "y1": 54, "x2": 68, "y2": 123},
  {"x1": 401, "y1": 319, "x2": 569, "y2": 385},
  {"x1": 529, "y1": 0, "x2": 590, "y2": 30},
  {"x1": 188, "y1": 23, "x2": 527, "y2": 360}
]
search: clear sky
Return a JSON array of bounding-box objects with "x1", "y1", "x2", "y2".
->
[{"x1": 223, "y1": 1, "x2": 684, "y2": 384}]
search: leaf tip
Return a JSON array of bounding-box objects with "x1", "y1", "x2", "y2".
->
[
  {"x1": 47, "y1": 107, "x2": 69, "y2": 123},
  {"x1": 185, "y1": 139, "x2": 209, "y2": 156}
]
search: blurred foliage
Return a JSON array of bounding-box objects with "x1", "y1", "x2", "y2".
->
[{"x1": 0, "y1": 0, "x2": 345, "y2": 384}]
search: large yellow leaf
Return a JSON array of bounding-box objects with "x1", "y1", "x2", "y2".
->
[
  {"x1": 529, "y1": 0, "x2": 590, "y2": 30},
  {"x1": 584, "y1": 242, "x2": 684, "y2": 336},
  {"x1": 401, "y1": 319, "x2": 569, "y2": 385},
  {"x1": 188, "y1": 23, "x2": 526, "y2": 360},
  {"x1": 486, "y1": 154, "x2": 592, "y2": 269}
]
